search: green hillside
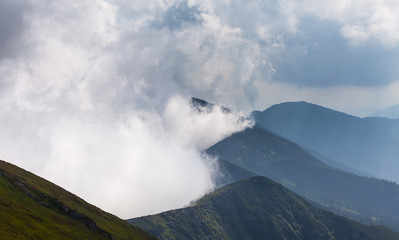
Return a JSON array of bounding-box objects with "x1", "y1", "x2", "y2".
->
[
  {"x1": 129, "y1": 176, "x2": 399, "y2": 240},
  {"x1": 0, "y1": 160, "x2": 156, "y2": 240},
  {"x1": 207, "y1": 126, "x2": 399, "y2": 232}
]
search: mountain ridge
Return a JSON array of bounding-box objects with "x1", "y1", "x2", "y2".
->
[
  {"x1": 252, "y1": 101, "x2": 399, "y2": 182},
  {"x1": 207, "y1": 124, "x2": 399, "y2": 232},
  {"x1": 370, "y1": 103, "x2": 399, "y2": 119},
  {"x1": 129, "y1": 176, "x2": 399, "y2": 240}
]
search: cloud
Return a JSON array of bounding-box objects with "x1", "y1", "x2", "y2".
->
[
  {"x1": 39, "y1": 96, "x2": 250, "y2": 218},
  {"x1": 270, "y1": 17, "x2": 399, "y2": 87},
  {"x1": 154, "y1": 1, "x2": 203, "y2": 31},
  {"x1": 0, "y1": 0, "x2": 30, "y2": 60},
  {"x1": 111, "y1": 0, "x2": 399, "y2": 106},
  {"x1": 0, "y1": 0, "x2": 253, "y2": 218},
  {"x1": 301, "y1": 0, "x2": 399, "y2": 46}
]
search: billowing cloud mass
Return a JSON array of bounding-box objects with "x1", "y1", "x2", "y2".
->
[
  {"x1": 0, "y1": 0, "x2": 255, "y2": 218},
  {"x1": 1, "y1": 0, "x2": 399, "y2": 218}
]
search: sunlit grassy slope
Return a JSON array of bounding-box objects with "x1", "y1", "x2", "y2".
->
[{"x1": 0, "y1": 160, "x2": 156, "y2": 240}]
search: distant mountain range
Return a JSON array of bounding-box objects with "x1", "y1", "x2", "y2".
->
[
  {"x1": 0, "y1": 160, "x2": 155, "y2": 240},
  {"x1": 252, "y1": 101, "x2": 399, "y2": 182},
  {"x1": 207, "y1": 125, "x2": 399, "y2": 232},
  {"x1": 129, "y1": 176, "x2": 399, "y2": 240},
  {"x1": 370, "y1": 103, "x2": 399, "y2": 119}
]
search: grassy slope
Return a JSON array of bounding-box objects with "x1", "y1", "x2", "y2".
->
[
  {"x1": 0, "y1": 160, "x2": 156, "y2": 240},
  {"x1": 207, "y1": 126, "x2": 399, "y2": 232},
  {"x1": 130, "y1": 177, "x2": 399, "y2": 240}
]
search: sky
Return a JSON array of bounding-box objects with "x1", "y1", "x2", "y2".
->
[{"x1": 1, "y1": 0, "x2": 399, "y2": 218}]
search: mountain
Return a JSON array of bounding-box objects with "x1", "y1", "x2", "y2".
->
[
  {"x1": 191, "y1": 97, "x2": 231, "y2": 113},
  {"x1": 129, "y1": 176, "x2": 399, "y2": 240},
  {"x1": 300, "y1": 146, "x2": 371, "y2": 177},
  {"x1": 207, "y1": 125, "x2": 399, "y2": 232},
  {"x1": 214, "y1": 159, "x2": 258, "y2": 187},
  {"x1": 0, "y1": 160, "x2": 156, "y2": 240},
  {"x1": 370, "y1": 103, "x2": 399, "y2": 119},
  {"x1": 252, "y1": 101, "x2": 399, "y2": 182}
]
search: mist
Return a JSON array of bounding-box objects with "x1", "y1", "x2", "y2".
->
[
  {"x1": 0, "y1": 85, "x2": 251, "y2": 219},
  {"x1": 0, "y1": 0, "x2": 253, "y2": 218}
]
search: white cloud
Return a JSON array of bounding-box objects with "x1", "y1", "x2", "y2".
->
[
  {"x1": 36, "y1": 97, "x2": 249, "y2": 218},
  {"x1": 0, "y1": 0, "x2": 254, "y2": 218},
  {"x1": 302, "y1": 0, "x2": 399, "y2": 46},
  {"x1": 163, "y1": 96, "x2": 252, "y2": 151}
]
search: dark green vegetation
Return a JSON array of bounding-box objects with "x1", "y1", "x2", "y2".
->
[
  {"x1": 252, "y1": 101, "x2": 399, "y2": 182},
  {"x1": 207, "y1": 126, "x2": 399, "y2": 232},
  {"x1": 129, "y1": 176, "x2": 399, "y2": 240},
  {"x1": 0, "y1": 160, "x2": 156, "y2": 240}
]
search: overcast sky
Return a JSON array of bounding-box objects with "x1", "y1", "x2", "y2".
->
[{"x1": 1, "y1": 0, "x2": 399, "y2": 218}]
